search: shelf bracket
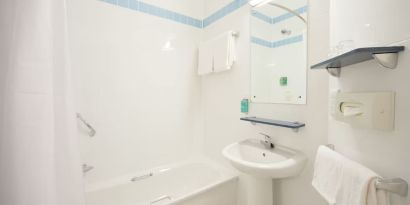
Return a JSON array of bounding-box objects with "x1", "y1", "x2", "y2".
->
[
  {"x1": 373, "y1": 53, "x2": 399, "y2": 69},
  {"x1": 326, "y1": 67, "x2": 341, "y2": 77}
]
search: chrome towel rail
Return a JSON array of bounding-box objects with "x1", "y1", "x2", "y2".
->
[
  {"x1": 76, "y1": 113, "x2": 96, "y2": 137},
  {"x1": 376, "y1": 178, "x2": 408, "y2": 197},
  {"x1": 325, "y1": 144, "x2": 408, "y2": 196}
]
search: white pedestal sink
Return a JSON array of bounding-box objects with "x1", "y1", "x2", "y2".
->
[{"x1": 222, "y1": 139, "x2": 307, "y2": 205}]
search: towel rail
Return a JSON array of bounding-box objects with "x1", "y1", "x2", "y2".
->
[
  {"x1": 324, "y1": 144, "x2": 408, "y2": 196},
  {"x1": 376, "y1": 178, "x2": 408, "y2": 196}
]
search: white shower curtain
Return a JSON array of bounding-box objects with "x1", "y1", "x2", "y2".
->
[{"x1": 0, "y1": 0, "x2": 85, "y2": 205}]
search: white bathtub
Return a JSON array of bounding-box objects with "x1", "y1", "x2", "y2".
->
[{"x1": 85, "y1": 159, "x2": 238, "y2": 205}]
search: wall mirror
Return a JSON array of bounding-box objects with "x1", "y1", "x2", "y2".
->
[{"x1": 250, "y1": 0, "x2": 308, "y2": 104}]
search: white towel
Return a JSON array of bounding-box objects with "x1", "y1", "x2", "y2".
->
[
  {"x1": 198, "y1": 40, "x2": 214, "y2": 75},
  {"x1": 366, "y1": 178, "x2": 390, "y2": 205},
  {"x1": 335, "y1": 159, "x2": 378, "y2": 205},
  {"x1": 312, "y1": 146, "x2": 390, "y2": 205},
  {"x1": 312, "y1": 145, "x2": 345, "y2": 205},
  {"x1": 212, "y1": 31, "x2": 236, "y2": 73},
  {"x1": 197, "y1": 31, "x2": 237, "y2": 75}
]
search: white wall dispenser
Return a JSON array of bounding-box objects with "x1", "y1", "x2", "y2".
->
[{"x1": 330, "y1": 91, "x2": 395, "y2": 130}]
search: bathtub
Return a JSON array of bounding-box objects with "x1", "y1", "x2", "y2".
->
[{"x1": 85, "y1": 159, "x2": 238, "y2": 205}]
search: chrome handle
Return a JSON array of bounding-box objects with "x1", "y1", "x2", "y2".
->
[
  {"x1": 82, "y1": 164, "x2": 94, "y2": 174},
  {"x1": 259, "y1": 132, "x2": 271, "y2": 139},
  {"x1": 76, "y1": 113, "x2": 96, "y2": 137},
  {"x1": 150, "y1": 195, "x2": 172, "y2": 205},
  {"x1": 131, "y1": 172, "x2": 153, "y2": 182}
]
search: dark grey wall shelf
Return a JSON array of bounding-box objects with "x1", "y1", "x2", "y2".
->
[
  {"x1": 311, "y1": 46, "x2": 405, "y2": 77},
  {"x1": 240, "y1": 117, "x2": 305, "y2": 132}
]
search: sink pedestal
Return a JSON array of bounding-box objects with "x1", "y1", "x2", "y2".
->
[
  {"x1": 222, "y1": 139, "x2": 307, "y2": 205},
  {"x1": 243, "y1": 175, "x2": 273, "y2": 205}
]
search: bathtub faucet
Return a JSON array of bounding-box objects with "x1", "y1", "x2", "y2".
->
[{"x1": 259, "y1": 133, "x2": 275, "y2": 149}]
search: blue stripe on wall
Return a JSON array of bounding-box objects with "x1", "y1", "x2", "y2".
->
[
  {"x1": 251, "y1": 11, "x2": 272, "y2": 24},
  {"x1": 203, "y1": 0, "x2": 248, "y2": 28},
  {"x1": 100, "y1": 0, "x2": 203, "y2": 28},
  {"x1": 251, "y1": 36, "x2": 272, "y2": 48},
  {"x1": 252, "y1": 5, "x2": 308, "y2": 25},
  {"x1": 100, "y1": 0, "x2": 247, "y2": 29},
  {"x1": 100, "y1": 0, "x2": 307, "y2": 29},
  {"x1": 251, "y1": 35, "x2": 304, "y2": 48},
  {"x1": 272, "y1": 5, "x2": 307, "y2": 24}
]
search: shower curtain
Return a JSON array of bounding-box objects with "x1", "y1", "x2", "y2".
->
[{"x1": 0, "y1": 0, "x2": 85, "y2": 205}]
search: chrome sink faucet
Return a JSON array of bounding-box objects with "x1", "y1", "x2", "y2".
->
[{"x1": 259, "y1": 133, "x2": 275, "y2": 149}]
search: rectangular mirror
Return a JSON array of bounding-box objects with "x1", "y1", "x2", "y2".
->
[{"x1": 250, "y1": 0, "x2": 307, "y2": 104}]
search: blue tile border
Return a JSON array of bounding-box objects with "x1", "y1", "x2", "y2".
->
[
  {"x1": 99, "y1": 0, "x2": 306, "y2": 30},
  {"x1": 251, "y1": 36, "x2": 272, "y2": 48},
  {"x1": 99, "y1": 0, "x2": 202, "y2": 28},
  {"x1": 251, "y1": 11, "x2": 272, "y2": 24},
  {"x1": 99, "y1": 0, "x2": 248, "y2": 29},
  {"x1": 251, "y1": 35, "x2": 304, "y2": 48},
  {"x1": 203, "y1": 0, "x2": 248, "y2": 28},
  {"x1": 252, "y1": 5, "x2": 308, "y2": 25}
]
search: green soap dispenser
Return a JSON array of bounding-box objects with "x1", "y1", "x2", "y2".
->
[{"x1": 241, "y1": 98, "x2": 249, "y2": 114}]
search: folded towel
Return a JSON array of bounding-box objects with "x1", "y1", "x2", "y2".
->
[
  {"x1": 198, "y1": 40, "x2": 214, "y2": 75},
  {"x1": 312, "y1": 145, "x2": 345, "y2": 205},
  {"x1": 312, "y1": 146, "x2": 390, "y2": 205},
  {"x1": 212, "y1": 31, "x2": 236, "y2": 73}
]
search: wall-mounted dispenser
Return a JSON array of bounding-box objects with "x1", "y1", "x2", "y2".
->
[{"x1": 330, "y1": 91, "x2": 395, "y2": 130}]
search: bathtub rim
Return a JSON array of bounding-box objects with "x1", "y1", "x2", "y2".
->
[{"x1": 84, "y1": 156, "x2": 239, "y2": 196}]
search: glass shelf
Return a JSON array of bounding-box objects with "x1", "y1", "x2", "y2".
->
[
  {"x1": 240, "y1": 117, "x2": 305, "y2": 131},
  {"x1": 311, "y1": 46, "x2": 405, "y2": 76}
]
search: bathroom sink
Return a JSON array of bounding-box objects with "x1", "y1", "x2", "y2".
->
[{"x1": 222, "y1": 139, "x2": 307, "y2": 178}]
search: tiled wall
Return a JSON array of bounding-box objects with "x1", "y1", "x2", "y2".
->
[
  {"x1": 252, "y1": 5, "x2": 307, "y2": 24},
  {"x1": 101, "y1": 0, "x2": 307, "y2": 49},
  {"x1": 251, "y1": 35, "x2": 304, "y2": 48},
  {"x1": 101, "y1": 0, "x2": 203, "y2": 28},
  {"x1": 100, "y1": 0, "x2": 248, "y2": 28},
  {"x1": 67, "y1": 0, "x2": 204, "y2": 184}
]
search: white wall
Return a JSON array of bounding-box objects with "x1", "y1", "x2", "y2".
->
[
  {"x1": 0, "y1": 2, "x2": 14, "y2": 202},
  {"x1": 67, "y1": 0, "x2": 203, "y2": 185},
  {"x1": 0, "y1": 0, "x2": 12, "y2": 117},
  {"x1": 329, "y1": 0, "x2": 410, "y2": 204},
  {"x1": 200, "y1": 1, "x2": 330, "y2": 205}
]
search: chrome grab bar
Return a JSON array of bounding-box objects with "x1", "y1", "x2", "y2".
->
[
  {"x1": 150, "y1": 195, "x2": 172, "y2": 205},
  {"x1": 131, "y1": 172, "x2": 153, "y2": 182},
  {"x1": 76, "y1": 113, "x2": 96, "y2": 137}
]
